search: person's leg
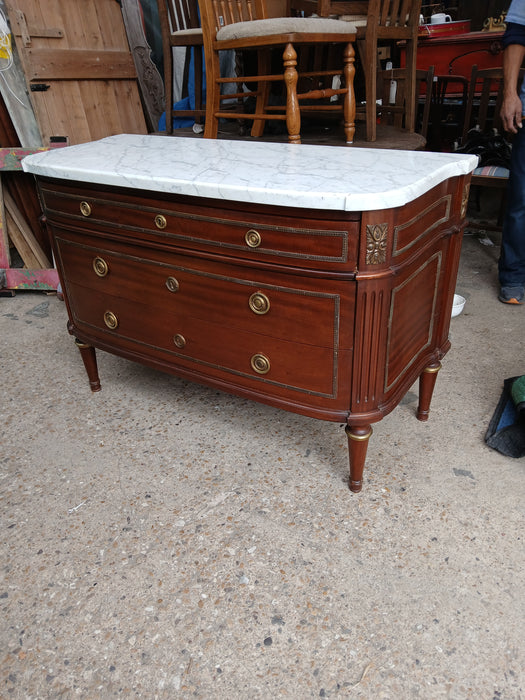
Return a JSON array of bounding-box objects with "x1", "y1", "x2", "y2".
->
[{"x1": 499, "y1": 126, "x2": 525, "y2": 303}]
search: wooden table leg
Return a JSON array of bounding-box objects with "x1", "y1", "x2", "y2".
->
[
  {"x1": 74, "y1": 338, "x2": 101, "y2": 392},
  {"x1": 345, "y1": 424, "x2": 373, "y2": 492},
  {"x1": 417, "y1": 362, "x2": 442, "y2": 421}
]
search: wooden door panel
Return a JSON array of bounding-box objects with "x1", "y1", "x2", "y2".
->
[{"x1": 7, "y1": 0, "x2": 147, "y2": 145}]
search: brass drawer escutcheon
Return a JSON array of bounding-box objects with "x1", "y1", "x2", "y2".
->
[
  {"x1": 251, "y1": 353, "x2": 270, "y2": 375},
  {"x1": 245, "y1": 229, "x2": 261, "y2": 248},
  {"x1": 173, "y1": 333, "x2": 186, "y2": 349},
  {"x1": 80, "y1": 201, "x2": 92, "y2": 217},
  {"x1": 249, "y1": 291, "x2": 270, "y2": 315},
  {"x1": 165, "y1": 276, "x2": 179, "y2": 293},
  {"x1": 93, "y1": 256, "x2": 109, "y2": 277},
  {"x1": 155, "y1": 214, "x2": 167, "y2": 229},
  {"x1": 103, "y1": 311, "x2": 119, "y2": 330}
]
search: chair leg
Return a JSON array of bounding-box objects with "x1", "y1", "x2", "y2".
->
[
  {"x1": 364, "y1": 36, "x2": 377, "y2": 142},
  {"x1": 204, "y1": 50, "x2": 222, "y2": 139},
  {"x1": 405, "y1": 37, "x2": 418, "y2": 133},
  {"x1": 164, "y1": 44, "x2": 174, "y2": 135},
  {"x1": 283, "y1": 43, "x2": 301, "y2": 144},
  {"x1": 343, "y1": 42, "x2": 356, "y2": 144},
  {"x1": 251, "y1": 49, "x2": 271, "y2": 138}
]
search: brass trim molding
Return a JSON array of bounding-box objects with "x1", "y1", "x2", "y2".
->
[
  {"x1": 345, "y1": 426, "x2": 373, "y2": 442},
  {"x1": 42, "y1": 188, "x2": 350, "y2": 263},
  {"x1": 460, "y1": 184, "x2": 470, "y2": 219},
  {"x1": 422, "y1": 363, "x2": 442, "y2": 375},
  {"x1": 393, "y1": 196, "x2": 451, "y2": 257},
  {"x1": 384, "y1": 252, "x2": 442, "y2": 392},
  {"x1": 366, "y1": 223, "x2": 388, "y2": 264},
  {"x1": 58, "y1": 237, "x2": 342, "y2": 399}
]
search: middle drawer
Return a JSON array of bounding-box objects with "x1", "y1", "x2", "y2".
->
[{"x1": 55, "y1": 234, "x2": 355, "y2": 350}]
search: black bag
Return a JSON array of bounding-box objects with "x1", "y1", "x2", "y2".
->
[{"x1": 457, "y1": 128, "x2": 512, "y2": 169}]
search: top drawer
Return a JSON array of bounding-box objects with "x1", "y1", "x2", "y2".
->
[{"x1": 38, "y1": 179, "x2": 359, "y2": 272}]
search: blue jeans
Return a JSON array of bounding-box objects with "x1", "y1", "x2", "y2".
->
[{"x1": 499, "y1": 125, "x2": 525, "y2": 287}]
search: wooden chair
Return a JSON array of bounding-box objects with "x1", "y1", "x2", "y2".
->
[
  {"x1": 156, "y1": 0, "x2": 205, "y2": 134},
  {"x1": 377, "y1": 65, "x2": 434, "y2": 141},
  {"x1": 462, "y1": 66, "x2": 518, "y2": 144},
  {"x1": 293, "y1": 0, "x2": 422, "y2": 142},
  {"x1": 426, "y1": 73, "x2": 468, "y2": 152},
  {"x1": 198, "y1": 0, "x2": 357, "y2": 144},
  {"x1": 460, "y1": 66, "x2": 524, "y2": 230}
]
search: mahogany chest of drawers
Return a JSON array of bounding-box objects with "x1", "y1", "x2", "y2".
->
[{"x1": 23, "y1": 135, "x2": 476, "y2": 491}]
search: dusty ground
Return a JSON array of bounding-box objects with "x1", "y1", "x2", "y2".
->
[{"x1": 1, "y1": 199, "x2": 524, "y2": 698}]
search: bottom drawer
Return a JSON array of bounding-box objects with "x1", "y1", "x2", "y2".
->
[{"x1": 66, "y1": 283, "x2": 341, "y2": 399}]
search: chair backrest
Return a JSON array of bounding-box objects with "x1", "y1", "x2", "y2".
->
[
  {"x1": 462, "y1": 66, "x2": 525, "y2": 141},
  {"x1": 314, "y1": 0, "x2": 421, "y2": 31},
  {"x1": 200, "y1": 0, "x2": 267, "y2": 31},
  {"x1": 370, "y1": 0, "x2": 420, "y2": 28},
  {"x1": 378, "y1": 65, "x2": 433, "y2": 135},
  {"x1": 158, "y1": 0, "x2": 201, "y2": 34},
  {"x1": 463, "y1": 67, "x2": 503, "y2": 141},
  {"x1": 425, "y1": 74, "x2": 468, "y2": 151}
]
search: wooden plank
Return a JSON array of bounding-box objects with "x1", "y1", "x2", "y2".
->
[
  {"x1": 4, "y1": 188, "x2": 51, "y2": 268},
  {"x1": 80, "y1": 79, "x2": 121, "y2": 140},
  {"x1": 24, "y1": 48, "x2": 137, "y2": 80},
  {"x1": 5, "y1": 208, "x2": 40, "y2": 268},
  {"x1": 10, "y1": 9, "x2": 63, "y2": 46},
  {"x1": 5, "y1": 267, "x2": 59, "y2": 290},
  {"x1": 92, "y1": 0, "x2": 129, "y2": 49},
  {"x1": 0, "y1": 178, "x2": 10, "y2": 268}
]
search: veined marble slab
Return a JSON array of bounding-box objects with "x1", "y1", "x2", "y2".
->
[{"x1": 22, "y1": 134, "x2": 478, "y2": 212}]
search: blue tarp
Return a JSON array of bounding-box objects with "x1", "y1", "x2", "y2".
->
[{"x1": 158, "y1": 47, "x2": 205, "y2": 130}]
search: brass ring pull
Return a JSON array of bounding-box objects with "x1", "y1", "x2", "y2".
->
[
  {"x1": 245, "y1": 229, "x2": 261, "y2": 248},
  {"x1": 155, "y1": 214, "x2": 167, "y2": 229},
  {"x1": 80, "y1": 201, "x2": 92, "y2": 217},
  {"x1": 249, "y1": 292, "x2": 270, "y2": 315},
  {"x1": 103, "y1": 311, "x2": 119, "y2": 330},
  {"x1": 251, "y1": 353, "x2": 270, "y2": 375},
  {"x1": 173, "y1": 333, "x2": 186, "y2": 349},
  {"x1": 165, "y1": 276, "x2": 179, "y2": 293},
  {"x1": 93, "y1": 256, "x2": 109, "y2": 277}
]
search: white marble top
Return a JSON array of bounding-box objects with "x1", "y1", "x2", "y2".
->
[{"x1": 22, "y1": 134, "x2": 477, "y2": 212}]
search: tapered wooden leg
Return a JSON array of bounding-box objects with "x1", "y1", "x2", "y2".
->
[
  {"x1": 345, "y1": 424, "x2": 373, "y2": 492},
  {"x1": 343, "y1": 42, "x2": 356, "y2": 144},
  {"x1": 417, "y1": 362, "x2": 442, "y2": 421},
  {"x1": 75, "y1": 338, "x2": 101, "y2": 392},
  {"x1": 283, "y1": 43, "x2": 301, "y2": 144}
]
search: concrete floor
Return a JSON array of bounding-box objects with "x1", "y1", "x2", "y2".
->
[{"x1": 1, "y1": 193, "x2": 524, "y2": 698}]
